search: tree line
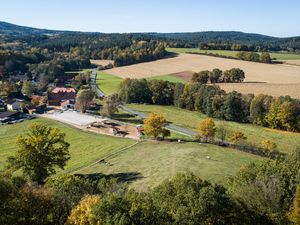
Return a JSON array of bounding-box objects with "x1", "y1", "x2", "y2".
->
[
  {"x1": 192, "y1": 68, "x2": 245, "y2": 84},
  {"x1": 118, "y1": 79, "x2": 300, "y2": 132}
]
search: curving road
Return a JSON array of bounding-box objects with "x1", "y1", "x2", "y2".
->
[
  {"x1": 120, "y1": 105, "x2": 197, "y2": 137},
  {"x1": 90, "y1": 69, "x2": 105, "y2": 98},
  {"x1": 91, "y1": 70, "x2": 197, "y2": 137}
]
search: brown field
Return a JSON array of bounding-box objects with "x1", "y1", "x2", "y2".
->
[
  {"x1": 283, "y1": 60, "x2": 300, "y2": 66},
  {"x1": 90, "y1": 59, "x2": 114, "y2": 66},
  {"x1": 104, "y1": 53, "x2": 300, "y2": 98},
  {"x1": 218, "y1": 83, "x2": 300, "y2": 98}
]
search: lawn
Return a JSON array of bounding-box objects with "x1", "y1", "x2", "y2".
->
[
  {"x1": 0, "y1": 118, "x2": 135, "y2": 173},
  {"x1": 0, "y1": 118, "x2": 262, "y2": 190},
  {"x1": 166, "y1": 48, "x2": 300, "y2": 60},
  {"x1": 95, "y1": 72, "x2": 123, "y2": 95},
  {"x1": 79, "y1": 141, "x2": 261, "y2": 190},
  {"x1": 95, "y1": 72, "x2": 185, "y2": 96},
  {"x1": 127, "y1": 104, "x2": 300, "y2": 154}
]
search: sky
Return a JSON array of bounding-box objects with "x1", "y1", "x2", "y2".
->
[{"x1": 1, "y1": 0, "x2": 300, "y2": 37}]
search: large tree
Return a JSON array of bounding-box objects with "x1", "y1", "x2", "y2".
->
[
  {"x1": 11, "y1": 123, "x2": 70, "y2": 184},
  {"x1": 143, "y1": 113, "x2": 170, "y2": 139},
  {"x1": 75, "y1": 89, "x2": 94, "y2": 113},
  {"x1": 197, "y1": 118, "x2": 216, "y2": 141}
]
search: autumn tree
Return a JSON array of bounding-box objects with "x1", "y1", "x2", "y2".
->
[
  {"x1": 228, "y1": 130, "x2": 247, "y2": 144},
  {"x1": 66, "y1": 195, "x2": 100, "y2": 225},
  {"x1": 143, "y1": 113, "x2": 170, "y2": 139},
  {"x1": 260, "y1": 139, "x2": 277, "y2": 154},
  {"x1": 11, "y1": 123, "x2": 70, "y2": 184},
  {"x1": 197, "y1": 118, "x2": 216, "y2": 141},
  {"x1": 75, "y1": 89, "x2": 94, "y2": 113},
  {"x1": 288, "y1": 186, "x2": 300, "y2": 225}
]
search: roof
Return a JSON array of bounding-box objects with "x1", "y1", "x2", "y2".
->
[
  {"x1": 0, "y1": 111, "x2": 19, "y2": 119},
  {"x1": 25, "y1": 105, "x2": 36, "y2": 110},
  {"x1": 7, "y1": 92, "x2": 30, "y2": 101},
  {"x1": 7, "y1": 99, "x2": 21, "y2": 105},
  {"x1": 51, "y1": 87, "x2": 76, "y2": 94}
]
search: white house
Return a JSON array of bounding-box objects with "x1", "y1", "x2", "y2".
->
[{"x1": 7, "y1": 100, "x2": 22, "y2": 111}]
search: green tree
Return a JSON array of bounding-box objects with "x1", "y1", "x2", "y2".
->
[
  {"x1": 260, "y1": 52, "x2": 272, "y2": 63},
  {"x1": 192, "y1": 70, "x2": 210, "y2": 84},
  {"x1": 75, "y1": 89, "x2": 94, "y2": 113},
  {"x1": 11, "y1": 123, "x2": 70, "y2": 184},
  {"x1": 152, "y1": 173, "x2": 245, "y2": 224},
  {"x1": 21, "y1": 81, "x2": 35, "y2": 96},
  {"x1": 209, "y1": 68, "x2": 223, "y2": 83},
  {"x1": 250, "y1": 94, "x2": 272, "y2": 126},
  {"x1": 265, "y1": 98, "x2": 282, "y2": 129},
  {"x1": 223, "y1": 68, "x2": 245, "y2": 82},
  {"x1": 100, "y1": 93, "x2": 122, "y2": 118}
]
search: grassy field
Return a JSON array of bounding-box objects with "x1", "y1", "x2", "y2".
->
[
  {"x1": 127, "y1": 104, "x2": 300, "y2": 154},
  {"x1": 167, "y1": 48, "x2": 300, "y2": 60},
  {"x1": 95, "y1": 72, "x2": 185, "y2": 96},
  {"x1": 148, "y1": 75, "x2": 185, "y2": 83},
  {"x1": 0, "y1": 118, "x2": 135, "y2": 172},
  {"x1": 78, "y1": 141, "x2": 261, "y2": 190},
  {"x1": 0, "y1": 118, "x2": 261, "y2": 190},
  {"x1": 95, "y1": 72, "x2": 123, "y2": 95}
]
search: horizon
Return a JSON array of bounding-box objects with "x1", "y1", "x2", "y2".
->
[{"x1": 1, "y1": 0, "x2": 300, "y2": 37}]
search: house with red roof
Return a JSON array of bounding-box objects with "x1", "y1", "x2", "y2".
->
[{"x1": 47, "y1": 87, "x2": 76, "y2": 107}]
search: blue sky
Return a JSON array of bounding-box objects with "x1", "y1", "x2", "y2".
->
[{"x1": 1, "y1": 0, "x2": 300, "y2": 37}]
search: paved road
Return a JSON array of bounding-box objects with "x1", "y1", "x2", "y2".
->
[
  {"x1": 120, "y1": 105, "x2": 197, "y2": 137},
  {"x1": 90, "y1": 69, "x2": 105, "y2": 98},
  {"x1": 92, "y1": 73, "x2": 197, "y2": 137}
]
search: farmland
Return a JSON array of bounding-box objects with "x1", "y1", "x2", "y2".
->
[
  {"x1": 127, "y1": 104, "x2": 300, "y2": 154},
  {"x1": 167, "y1": 48, "x2": 300, "y2": 60},
  {"x1": 0, "y1": 118, "x2": 135, "y2": 173},
  {"x1": 103, "y1": 53, "x2": 300, "y2": 98},
  {"x1": 0, "y1": 118, "x2": 261, "y2": 189}
]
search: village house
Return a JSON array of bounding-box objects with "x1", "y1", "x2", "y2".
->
[
  {"x1": 47, "y1": 87, "x2": 76, "y2": 108},
  {"x1": 6, "y1": 99, "x2": 22, "y2": 111}
]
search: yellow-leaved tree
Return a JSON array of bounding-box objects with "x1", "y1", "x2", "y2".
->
[
  {"x1": 143, "y1": 113, "x2": 170, "y2": 139},
  {"x1": 66, "y1": 195, "x2": 100, "y2": 225},
  {"x1": 197, "y1": 118, "x2": 216, "y2": 142},
  {"x1": 228, "y1": 130, "x2": 247, "y2": 144},
  {"x1": 288, "y1": 186, "x2": 300, "y2": 225}
]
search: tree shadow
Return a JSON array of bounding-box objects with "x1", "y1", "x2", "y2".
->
[
  {"x1": 113, "y1": 113, "x2": 143, "y2": 124},
  {"x1": 75, "y1": 172, "x2": 143, "y2": 184}
]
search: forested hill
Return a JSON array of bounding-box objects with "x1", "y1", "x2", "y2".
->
[
  {"x1": 150, "y1": 31, "x2": 276, "y2": 43},
  {"x1": 1, "y1": 21, "x2": 300, "y2": 51},
  {"x1": 0, "y1": 21, "x2": 80, "y2": 36}
]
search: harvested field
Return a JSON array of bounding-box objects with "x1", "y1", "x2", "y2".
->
[
  {"x1": 283, "y1": 60, "x2": 300, "y2": 66},
  {"x1": 90, "y1": 59, "x2": 114, "y2": 66},
  {"x1": 104, "y1": 53, "x2": 300, "y2": 84},
  {"x1": 218, "y1": 83, "x2": 300, "y2": 98}
]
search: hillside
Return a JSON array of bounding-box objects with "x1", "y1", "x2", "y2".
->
[
  {"x1": 0, "y1": 21, "x2": 72, "y2": 36},
  {"x1": 1, "y1": 21, "x2": 300, "y2": 50}
]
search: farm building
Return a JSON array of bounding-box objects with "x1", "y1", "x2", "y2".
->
[{"x1": 47, "y1": 87, "x2": 76, "y2": 107}]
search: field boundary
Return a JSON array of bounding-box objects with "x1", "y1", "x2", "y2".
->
[{"x1": 69, "y1": 141, "x2": 140, "y2": 174}]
